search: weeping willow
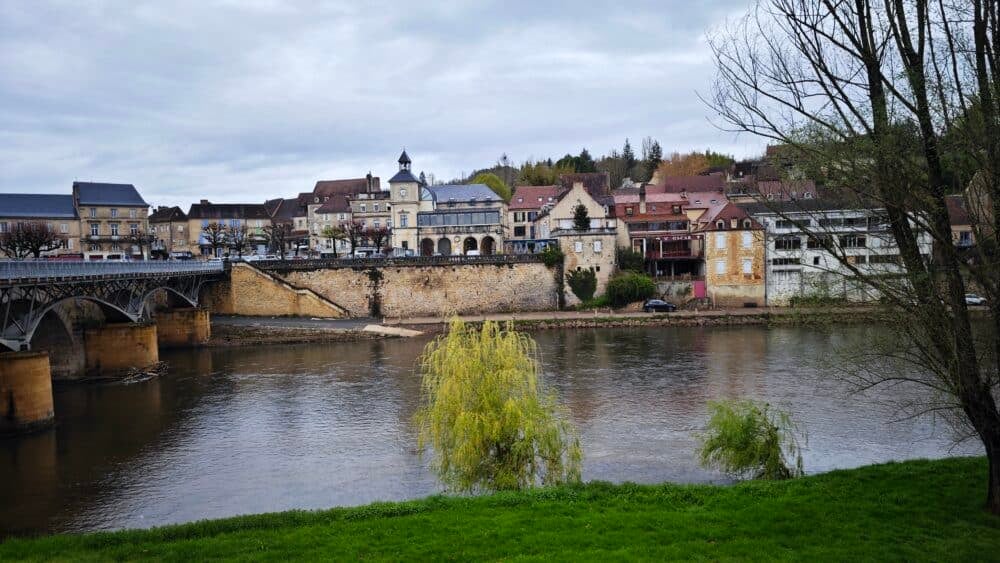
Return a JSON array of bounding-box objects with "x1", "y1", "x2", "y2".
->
[
  {"x1": 415, "y1": 319, "x2": 582, "y2": 493},
  {"x1": 698, "y1": 399, "x2": 804, "y2": 481}
]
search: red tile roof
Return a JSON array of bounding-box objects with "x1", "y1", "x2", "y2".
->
[
  {"x1": 509, "y1": 185, "x2": 565, "y2": 210},
  {"x1": 945, "y1": 194, "x2": 971, "y2": 226},
  {"x1": 697, "y1": 202, "x2": 762, "y2": 231}
]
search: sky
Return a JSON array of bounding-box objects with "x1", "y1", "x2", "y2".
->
[{"x1": 0, "y1": 0, "x2": 766, "y2": 209}]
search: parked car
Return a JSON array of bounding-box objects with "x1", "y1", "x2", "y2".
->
[
  {"x1": 642, "y1": 299, "x2": 677, "y2": 313},
  {"x1": 965, "y1": 294, "x2": 987, "y2": 306}
]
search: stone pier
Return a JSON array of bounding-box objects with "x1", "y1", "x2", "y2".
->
[
  {"x1": 0, "y1": 351, "x2": 55, "y2": 433},
  {"x1": 84, "y1": 322, "x2": 159, "y2": 375},
  {"x1": 156, "y1": 307, "x2": 211, "y2": 348}
]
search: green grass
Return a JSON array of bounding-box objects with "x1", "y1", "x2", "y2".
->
[{"x1": 2, "y1": 457, "x2": 998, "y2": 561}]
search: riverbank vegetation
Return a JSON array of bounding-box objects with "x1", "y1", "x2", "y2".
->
[
  {"x1": 699, "y1": 400, "x2": 804, "y2": 480},
  {"x1": 2, "y1": 457, "x2": 996, "y2": 560},
  {"x1": 415, "y1": 319, "x2": 581, "y2": 492}
]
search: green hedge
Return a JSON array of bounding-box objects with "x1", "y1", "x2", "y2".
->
[{"x1": 606, "y1": 272, "x2": 657, "y2": 307}]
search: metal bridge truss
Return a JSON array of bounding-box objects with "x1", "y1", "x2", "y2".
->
[{"x1": 1, "y1": 271, "x2": 221, "y2": 351}]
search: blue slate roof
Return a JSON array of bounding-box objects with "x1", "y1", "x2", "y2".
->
[
  {"x1": 0, "y1": 194, "x2": 78, "y2": 218},
  {"x1": 73, "y1": 181, "x2": 148, "y2": 206},
  {"x1": 388, "y1": 169, "x2": 421, "y2": 183},
  {"x1": 425, "y1": 184, "x2": 500, "y2": 203}
]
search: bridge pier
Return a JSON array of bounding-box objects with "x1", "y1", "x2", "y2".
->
[
  {"x1": 84, "y1": 322, "x2": 159, "y2": 376},
  {"x1": 0, "y1": 351, "x2": 55, "y2": 434},
  {"x1": 156, "y1": 307, "x2": 211, "y2": 348}
]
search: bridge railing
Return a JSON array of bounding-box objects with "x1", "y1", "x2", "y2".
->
[{"x1": 0, "y1": 261, "x2": 224, "y2": 282}]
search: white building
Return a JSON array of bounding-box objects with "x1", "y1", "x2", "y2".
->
[{"x1": 743, "y1": 201, "x2": 933, "y2": 305}]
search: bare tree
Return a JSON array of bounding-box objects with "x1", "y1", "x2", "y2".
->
[
  {"x1": 364, "y1": 226, "x2": 392, "y2": 255},
  {"x1": 706, "y1": 0, "x2": 1000, "y2": 513},
  {"x1": 344, "y1": 221, "x2": 366, "y2": 255},
  {"x1": 262, "y1": 222, "x2": 290, "y2": 260},
  {"x1": 227, "y1": 223, "x2": 252, "y2": 258},
  {"x1": 0, "y1": 223, "x2": 64, "y2": 259},
  {"x1": 321, "y1": 225, "x2": 347, "y2": 258},
  {"x1": 201, "y1": 222, "x2": 228, "y2": 258}
]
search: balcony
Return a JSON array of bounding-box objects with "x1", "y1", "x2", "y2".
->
[{"x1": 644, "y1": 248, "x2": 703, "y2": 260}]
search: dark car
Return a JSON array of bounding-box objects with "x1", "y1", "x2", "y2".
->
[{"x1": 642, "y1": 299, "x2": 677, "y2": 313}]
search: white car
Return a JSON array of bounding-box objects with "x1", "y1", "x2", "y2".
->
[{"x1": 965, "y1": 294, "x2": 987, "y2": 306}]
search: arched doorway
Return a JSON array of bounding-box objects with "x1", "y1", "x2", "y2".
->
[
  {"x1": 481, "y1": 236, "x2": 495, "y2": 255},
  {"x1": 437, "y1": 238, "x2": 452, "y2": 256},
  {"x1": 463, "y1": 237, "x2": 478, "y2": 255},
  {"x1": 420, "y1": 238, "x2": 435, "y2": 257}
]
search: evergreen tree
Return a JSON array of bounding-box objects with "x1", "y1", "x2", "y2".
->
[
  {"x1": 572, "y1": 203, "x2": 590, "y2": 231},
  {"x1": 646, "y1": 141, "x2": 663, "y2": 181},
  {"x1": 622, "y1": 138, "x2": 637, "y2": 179}
]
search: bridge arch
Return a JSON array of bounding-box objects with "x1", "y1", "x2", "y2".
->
[{"x1": 1, "y1": 295, "x2": 137, "y2": 351}]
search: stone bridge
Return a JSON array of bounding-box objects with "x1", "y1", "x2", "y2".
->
[{"x1": 0, "y1": 261, "x2": 225, "y2": 434}]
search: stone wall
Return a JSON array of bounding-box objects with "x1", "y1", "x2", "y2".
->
[
  {"x1": 0, "y1": 351, "x2": 54, "y2": 433},
  {"x1": 267, "y1": 261, "x2": 559, "y2": 318},
  {"x1": 155, "y1": 308, "x2": 211, "y2": 348},
  {"x1": 83, "y1": 322, "x2": 159, "y2": 375},
  {"x1": 200, "y1": 263, "x2": 348, "y2": 318},
  {"x1": 704, "y1": 229, "x2": 766, "y2": 307}
]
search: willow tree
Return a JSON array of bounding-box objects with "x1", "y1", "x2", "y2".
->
[
  {"x1": 706, "y1": 0, "x2": 1000, "y2": 512},
  {"x1": 414, "y1": 319, "x2": 581, "y2": 493}
]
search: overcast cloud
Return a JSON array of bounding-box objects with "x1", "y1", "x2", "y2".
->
[{"x1": 0, "y1": 0, "x2": 763, "y2": 208}]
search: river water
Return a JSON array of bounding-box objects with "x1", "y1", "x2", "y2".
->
[{"x1": 0, "y1": 325, "x2": 981, "y2": 536}]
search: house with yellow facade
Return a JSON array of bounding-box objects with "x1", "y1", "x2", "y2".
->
[{"x1": 697, "y1": 203, "x2": 765, "y2": 307}]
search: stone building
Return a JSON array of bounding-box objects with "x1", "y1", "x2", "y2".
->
[
  {"x1": 149, "y1": 206, "x2": 191, "y2": 259},
  {"x1": 265, "y1": 197, "x2": 309, "y2": 255},
  {"x1": 613, "y1": 184, "x2": 703, "y2": 278},
  {"x1": 743, "y1": 200, "x2": 933, "y2": 305},
  {"x1": 186, "y1": 201, "x2": 271, "y2": 257},
  {"x1": 387, "y1": 150, "x2": 506, "y2": 256},
  {"x1": 0, "y1": 194, "x2": 81, "y2": 258},
  {"x1": 307, "y1": 175, "x2": 381, "y2": 252},
  {"x1": 73, "y1": 182, "x2": 150, "y2": 260},
  {"x1": 536, "y1": 182, "x2": 618, "y2": 303},
  {"x1": 415, "y1": 183, "x2": 505, "y2": 256},
  {"x1": 697, "y1": 203, "x2": 765, "y2": 307},
  {"x1": 506, "y1": 185, "x2": 563, "y2": 253}
]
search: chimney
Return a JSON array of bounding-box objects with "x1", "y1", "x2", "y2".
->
[
  {"x1": 200, "y1": 199, "x2": 209, "y2": 205},
  {"x1": 366, "y1": 172, "x2": 373, "y2": 192},
  {"x1": 639, "y1": 184, "x2": 647, "y2": 214}
]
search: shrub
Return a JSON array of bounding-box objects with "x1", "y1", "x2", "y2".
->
[
  {"x1": 605, "y1": 271, "x2": 657, "y2": 307},
  {"x1": 616, "y1": 247, "x2": 645, "y2": 272},
  {"x1": 539, "y1": 245, "x2": 564, "y2": 268},
  {"x1": 414, "y1": 319, "x2": 582, "y2": 493},
  {"x1": 576, "y1": 295, "x2": 610, "y2": 310},
  {"x1": 566, "y1": 268, "x2": 597, "y2": 302},
  {"x1": 697, "y1": 399, "x2": 804, "y2": 480}
]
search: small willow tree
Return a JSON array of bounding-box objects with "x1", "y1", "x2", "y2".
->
[
  {"x1": 698, "y1": 399, "x2": 804, "y2": 481},
  {"x1": 415, "y1": 319, "x2": 582, "y2": 492}
]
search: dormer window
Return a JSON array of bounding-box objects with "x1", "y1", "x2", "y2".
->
[
  {"x1": 711, "y1": 199, "x2": 717, "y2": 204},
  {"x1": 517, "y1": 197, "x2": 523, "y2": 203},
  {"x1": 626, "y1": 206, "x2": 634, "y2": 216},
  {"x1": 716, "y1": 220, "x2": 725, "y2": 229},
  {"x1": 743, "y1": 219, "x2": 752, "y2": 228},
  {"x1": 694, "y1": 200, "x2": 701, "y2": 204},
  {"x1": 537, "y1": 197, "x2": 543, "y2": 202},
  {"x1": 314, "y1": 197, "x2": 319, "y2": 203}
]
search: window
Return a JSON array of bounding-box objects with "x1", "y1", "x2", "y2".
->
[
  {"x1": 129, "y1": 223, "x2": 139, "y2": 235},
  {"x1": 129, "y1": 209, "x2": 137, "y2": 219},
  {"x1": 399, "y1": 213, "x2": 409, "y2": 228},
  {"x1": 111, "y1": 243, "x2": 120, "y2": 251},
  {"x1": 741, "y1": 231, "x2": 753, "y2": 248},
  {"x1": 625, "y1": 207, "x2": 634, "y2": 216},
  {"x1": 870, "y1": 254, "x2": 900, "y2": 264},
  {"x1": 716, "y1": 220, "x2": 725, "y2": 229},
  {"x1": 0, "y1": 222, "x2": 7, "y2": 233},
  {"x1": 818, "y1": 217, "x2": 844, "y2": 227},
  {"x1": 813, "y1": 256, "x2": 821, "y2": 265},
  {"x1": 514, "y1": 212, "x2": 525, "y2": 222},
  {"x1": 89, "y1": 208, "x2": 96, "y2": 218},
  {"x1": 66, "y1": 239, "x2": 73, "y2": 250},
  {"x1": 399, "y1": 188, "x2": 407, "y2": 198},
  {"x1": 774, "y1": 236, "x2": 801, "y2": 250},
  {"x1": 593, "y1": 240, "x2": 603, "y2": 252},
  {"x1": 513, "y1": 226, "x2": 526, "y2": 237},
  {"x1": 574, "y1": 241, "x2": 583, "y2": 253},
  {"x1": 742, "y1": 259, "x2": 752, "y2": 274},
  {"x1": 771, "y1": 257, "x2": 801, "y2": 265},
  {"x1": 715, "y1": 232, "x2": 726, "y2": 249},
  {"x1": 60, "y1": 223, "x2": 68, "y2": 233},
  {"x1": 360, "y1": 204, "x2": 366, "y2": 212},
  {"x1": 672, "y1": 205, "x2": 681, "y2": 214},
  {"x1": 90, "y1": 223, "x2": 99, "y2": 236},
  {"x1": 373, "y1": 203, "x2": 380, "y2": 212},
  {"x1": 807, "y1": 235, "x2": 831, "y2": 249},
  {"x1": 839, "y1": 235, "x2": 867, "y2": 248},
  {"x1": 89, "y1": 243, "x2": 99, "y2": 251},
  {"x1": 373, "y1": 220, "x2": 380, "y2": 229},
  {"x1": 958, "y1": 231, "x2": 973, "y2": 246},
  {"x1": 110, "y1": 208, "x2": 118, "y2": 218},
  {"x1": 177, "y1": 225, "x2": 184, "y2": 233},
  {"x1": 110, "y1": 223, "x2": 119, "y2": 236},
  {"x1": 715, "y1": 260, "x2": 726, "y2": 275}
]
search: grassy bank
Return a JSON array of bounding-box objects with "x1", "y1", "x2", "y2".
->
[{"x1": 3, "y1": 457, "x2": 998, "y2": 561}]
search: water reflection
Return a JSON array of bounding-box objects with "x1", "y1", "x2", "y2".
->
[{"x1": 0, "y1": 326, "x2": 981, "y2": 536}]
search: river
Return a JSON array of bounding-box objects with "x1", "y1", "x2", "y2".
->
[{"x1": 0, "y1": 325, "x2": 981, "y2": 536}]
